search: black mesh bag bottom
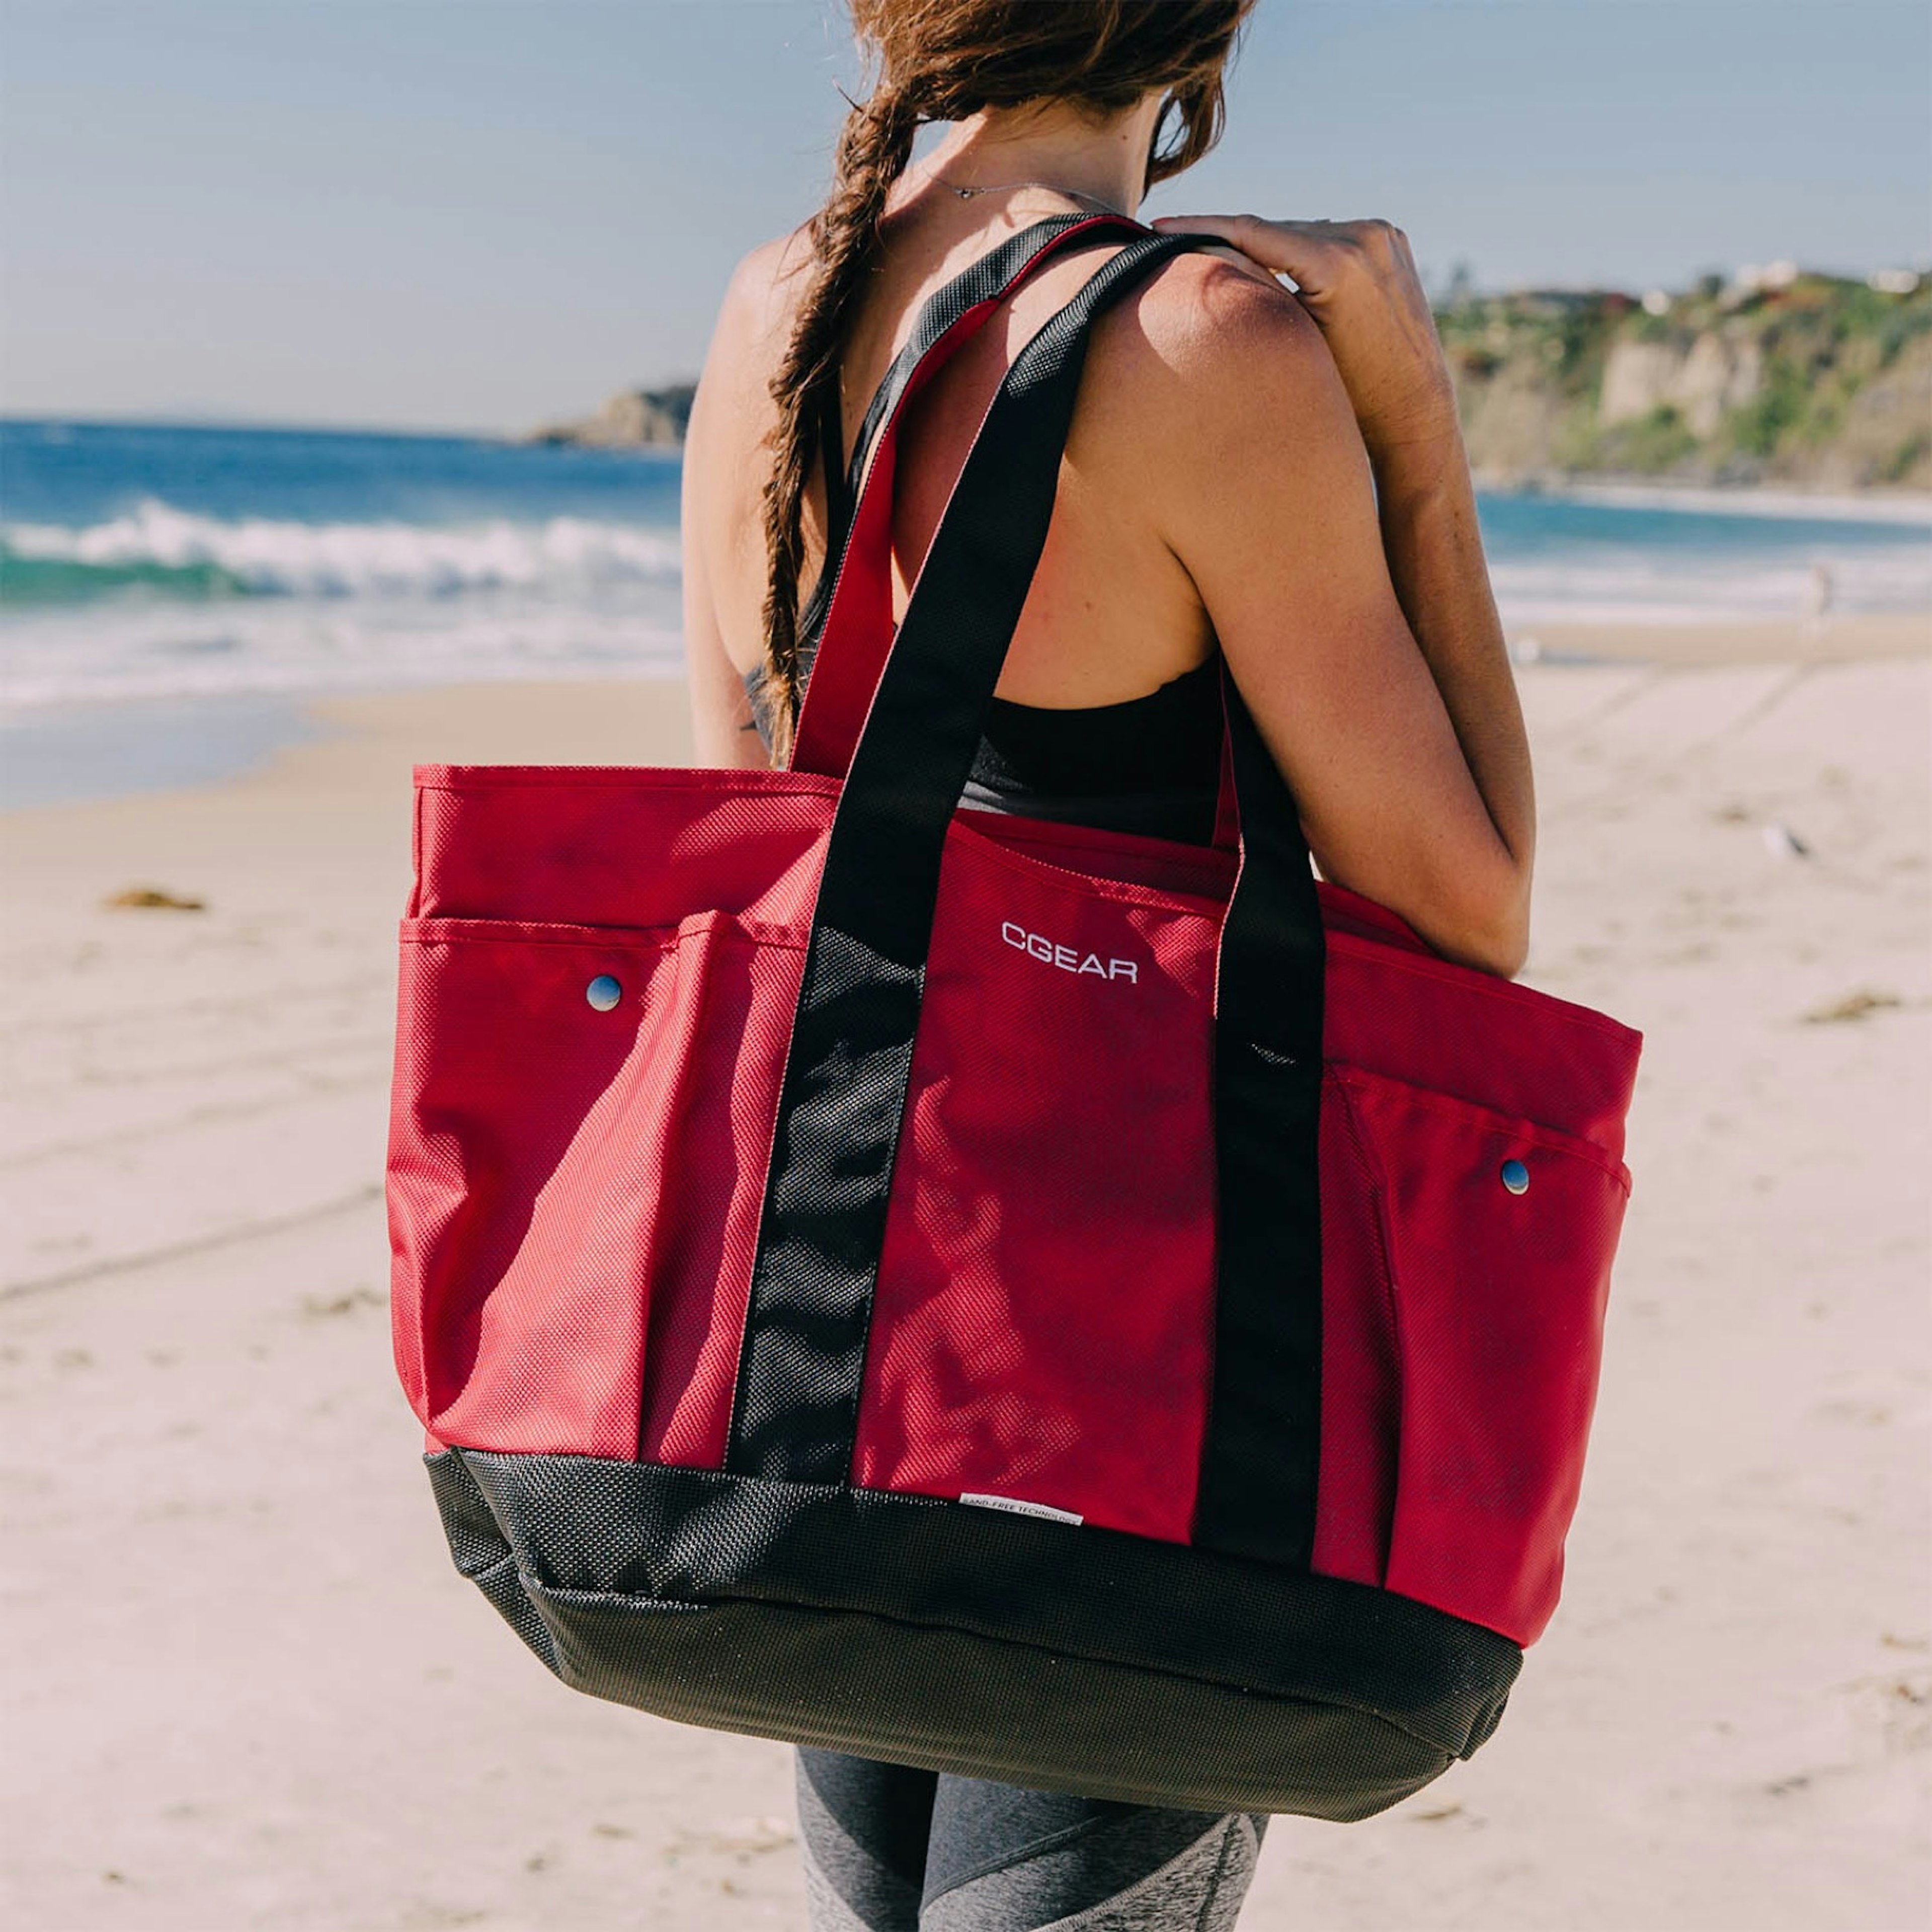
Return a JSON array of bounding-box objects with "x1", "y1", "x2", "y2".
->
[{"x1": 428, "y1": 1448, "x2": 1520, "y2": 1820}]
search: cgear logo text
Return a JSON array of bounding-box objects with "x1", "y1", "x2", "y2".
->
[{"x1": 1000, "y1": 921, "x2": 1139, "y2": 984}]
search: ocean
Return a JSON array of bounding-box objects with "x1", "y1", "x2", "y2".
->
[{"x1": 2, "y1": 417, "x2": 1928, "y2": 803}]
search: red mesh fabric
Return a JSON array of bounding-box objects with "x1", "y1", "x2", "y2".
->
[
  {"x1": 389, "y1": 918, "x2": 680, "y2": 1455},
  {"x1": 852, "y1": 824, "x2": 1225, "y2": 1542},
  {"x1": 389, "y1": 911, "x2": 807, "y2": 1461},
  {"x1": 636, "y1": 922, "x2": 806, "y2": 1468},
  {"x1": 968, "y1": 810, "x2": 1237, "y2": 901},
  {"x1": 1324, "y1": 921, "x2": 1638, "y2": 1161},
  {"x1": 1326, "y1": 1066, "x2": 1629, "y2": 1645},
  {"x1": 1304, "y1": 891, "x2": 1637, "y2": 1643},
  {"x1": 410, "y1": 765, "x2": 835, "y2": 931}
]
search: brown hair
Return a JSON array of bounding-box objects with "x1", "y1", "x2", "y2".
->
[{"x1": 755, "y1": 0, "x2": 1255, "y2": 760}]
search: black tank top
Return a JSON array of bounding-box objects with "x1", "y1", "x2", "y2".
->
[{"x1": 743, "y1": 386, "x2": 1223, "y2": 846}]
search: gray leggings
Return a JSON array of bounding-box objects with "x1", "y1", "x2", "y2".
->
[{"x1": 796, "y1": 1749, "x2": 1268, "y2": 1930}]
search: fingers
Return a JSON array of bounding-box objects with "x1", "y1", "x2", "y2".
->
[
  {"x1": 1149, "y1": 213, "x2": 1257, "y2": 242},
  {"x1": 1152, "y1": 215, "x2": 1411, "y2": 257},
  {"x1": 1153, "y1": 215, "x2": 1424, "y2": 300},
  {"x1": 1150, "y1": 213, "x2": 1291, "y2": 263},
  {"x1": 1151, "y1": 213, "x2": 1317, "y2": 287}
]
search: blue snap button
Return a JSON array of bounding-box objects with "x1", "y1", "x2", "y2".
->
[
  {"x1": 1500, "y1": 1158, "x2": 1530, "y2": 1195},
  {"x1": 585, "y1": 975, "x2": 623, "y2": 1012}
]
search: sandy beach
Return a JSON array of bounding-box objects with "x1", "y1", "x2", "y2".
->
[{"x1": 2, "y1": 613, "x2": 1927, "y2": 1930}]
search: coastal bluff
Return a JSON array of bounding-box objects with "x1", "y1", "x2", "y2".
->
[
  {"x1": 520, "y1": 384, "x2": 695, "y2": 449},
  {"x1": 1442, "y1": 263, "x2": 1930, "y2": 492}
]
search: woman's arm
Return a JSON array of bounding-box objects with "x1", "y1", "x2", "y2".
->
[
  {"x1": 1143, "y1": 215, "x2": 1535, "y2": 976},
  {"x1": 682, "y1": 251, "x2": 790, "y2": 770},
  {"x1": 1373, "y1": 420, "x2": 1536, "y2": 915}
]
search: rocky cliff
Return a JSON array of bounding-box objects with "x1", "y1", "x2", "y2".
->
[
  {"x1": 1444, "y1": 267, "x2": 1930, "y2": 492},
  {"x1": 520, "y1": 385, "x2": 694, "y2": 449}
]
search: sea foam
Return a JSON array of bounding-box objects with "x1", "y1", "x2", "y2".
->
[{"x1": 3, "y1": 499, "x2": 683, "y2": 601}]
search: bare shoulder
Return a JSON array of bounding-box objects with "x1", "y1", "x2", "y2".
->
[
  {"x1": 721, "y1": 226, "x2": 815, "y2": 338},
  {"x1": 692, "y1": 225, "x2": 816, "y2": 435},
  {"x1": 1106, "y1": 243, "x2": 1354, "y2": 452}
]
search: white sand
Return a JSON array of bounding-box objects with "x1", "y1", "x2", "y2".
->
[{"x1": 2, "y1": 632, "x2": 1927, "y2": 1930}]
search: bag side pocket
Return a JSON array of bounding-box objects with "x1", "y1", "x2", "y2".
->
[
  {"x1": 1331, "y1": 1065, "x2": 1629, "y2": 1645},
  {"x1": 388, "y1": 910, "x2": 808, "y2": 1465},
  {"x1": 389, "y1": 917, "x2": 684, "y2": 1455}
]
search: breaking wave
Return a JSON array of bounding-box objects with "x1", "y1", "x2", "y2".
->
[{"x1": 1, "y1": 499, "x2": 683, "y2": 605}]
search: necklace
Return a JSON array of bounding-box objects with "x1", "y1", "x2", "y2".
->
[{"x1": 925, "y1": 172, "x2": 1129, "y2": 218}]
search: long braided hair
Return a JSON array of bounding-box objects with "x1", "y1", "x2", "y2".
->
[{"x1": 755, "y1": 0, "x2": 1256, "y2": 762}]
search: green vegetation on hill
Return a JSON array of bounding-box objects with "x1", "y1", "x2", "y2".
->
[{"x1": 1438, "y1": 270, "x2": 1931, "y2": 491}]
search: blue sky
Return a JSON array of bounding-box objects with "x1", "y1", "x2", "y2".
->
[{"x1": 3, "y1": 0, "x2": 1926, "y2": 431}]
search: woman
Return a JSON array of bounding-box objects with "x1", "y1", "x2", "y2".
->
[{"x1": 679, "y1": 4, "x2": 1535, "y2": 1925}]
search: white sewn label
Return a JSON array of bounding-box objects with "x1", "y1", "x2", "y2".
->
[{"x1": 958, "y1": 1492, "x2": 1084, "y2": 1526}]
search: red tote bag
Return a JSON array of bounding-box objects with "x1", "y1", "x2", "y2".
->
[{"x1": 387, "y1": 217, "x2": 1642, "y2": 1819}]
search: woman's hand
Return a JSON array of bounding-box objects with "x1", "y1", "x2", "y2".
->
[{"x1": 1149, "y1": 214, "x2": 1458, "y2": 468}]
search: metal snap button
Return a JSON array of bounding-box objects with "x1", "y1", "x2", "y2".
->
[
  {"x1": 1500, "y1": 1158, "x2": 1530, "y2": 1195},
  {"x1": 585, "y1": 974, "x2": 623, "y2": 1012}
]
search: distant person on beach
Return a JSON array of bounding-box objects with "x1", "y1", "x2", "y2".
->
[
  {"x1": 680, "y1": 3, "x2": 1535, "y2": 1925},
  {"x1": 1805, "y1": 560, "x2": 1835, "y2": 632}
]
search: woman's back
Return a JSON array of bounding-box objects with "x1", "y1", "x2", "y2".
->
[
  {"x1": 683, "y1": 193, "x2": 1264, "y2": 726},
  {"x1": 738, "y1": 202, "x2": 1249, "y2": 840}
]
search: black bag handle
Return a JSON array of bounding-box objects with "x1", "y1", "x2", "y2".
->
[{"x1": 728, "y1": 231, "x2": 1326, "y2": 1569}]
